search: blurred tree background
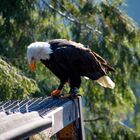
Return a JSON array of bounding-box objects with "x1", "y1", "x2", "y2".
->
[{"x1": 0, "y1": 0, "x2": 140, "y2": 139}]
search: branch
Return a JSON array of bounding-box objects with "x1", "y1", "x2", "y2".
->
[
  {"x1": 42, "y1": 0, "x2": 102, "y2": 35},
  {"x1": 85, "y1": 117, "x2": 139, "y2": 136},
  {"x1": 113, "y1": 120, "x2": 137, "y2": 134},
  {"x1": 84, "y1": 116, "x2": 108, "y2": 122}
]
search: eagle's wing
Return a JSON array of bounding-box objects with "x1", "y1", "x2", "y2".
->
[
  {"x1": 53, "y1": 46, "x2": 93, "y2": 66},
  {"x1": 51, "y1": 41, "x2": 114, "y2": 78},
  {"x1": 92, "y1": 52, "x2": 107, "y2": 64},
  {"x1": 52, "y1": 46, "x2": 106, "y2": 79},
  {"x1": 49, "y1": 39, "x2": 86, "y2": 50}
]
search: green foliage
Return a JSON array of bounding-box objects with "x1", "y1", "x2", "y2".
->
[
  {"x1": 85, "y1": 120, "x2": 140, "y2": 140},
  {"x1": 0, "y1": 0, "x2": 140, "y2": 139},
  {"x1": 0, "y1": 58, "x2": 39, "y2": 100}
]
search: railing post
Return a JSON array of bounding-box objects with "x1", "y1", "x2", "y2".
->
[
  {"x1": 56, "y1": 96, "x2": 85, "y2": 140},
  {"x1": 77, "y1": 96, "x2": 85, "y2": 140}
]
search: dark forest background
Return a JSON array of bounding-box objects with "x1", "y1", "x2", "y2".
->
[{"x1": 0, "y1": 0, "x2": 140, "y2": 139}]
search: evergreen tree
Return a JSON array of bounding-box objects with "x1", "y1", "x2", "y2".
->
[{"x1": 0, "y1": 0, "x2": 140, "y2": 139}]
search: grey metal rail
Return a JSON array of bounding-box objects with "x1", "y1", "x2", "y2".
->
[{"x1": 0, "y1": 96, "x2": 84, "y2": 140}]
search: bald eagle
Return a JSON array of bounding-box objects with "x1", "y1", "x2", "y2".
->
[{"x1": 27, "y1": 39, "x2": 115, "y2": 96}]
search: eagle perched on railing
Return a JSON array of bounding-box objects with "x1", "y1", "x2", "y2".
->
[{"x1": 27, "y1": 39, "x2": 115, "y2": 97}]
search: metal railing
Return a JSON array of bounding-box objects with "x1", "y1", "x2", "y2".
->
[{"x1": 0, "y1": 96, "x2": 85, "y2": 140}]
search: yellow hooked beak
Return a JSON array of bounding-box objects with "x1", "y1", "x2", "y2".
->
[{"x1": 29, "y1": 59, "x2": 36, "y2": 72}]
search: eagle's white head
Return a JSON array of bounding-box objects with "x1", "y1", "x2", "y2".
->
[{"x1": 27, "y1": 42, "x2": 53, "y2": 72}]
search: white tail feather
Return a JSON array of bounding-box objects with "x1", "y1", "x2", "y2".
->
[{"x1": 96, "y1": 76, "x2": 115, "y2": 89}]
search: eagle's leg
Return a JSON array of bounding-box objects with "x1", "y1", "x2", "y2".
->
[
  {"x1": 51, "y1": 80, "x2": 66, "y2": 96},
  {"x1": 69, "y1": 76, "x2": 81, "y2": 98},
  {"x1": 69, "y1": 87, "x2": 79, "y2": 98}
]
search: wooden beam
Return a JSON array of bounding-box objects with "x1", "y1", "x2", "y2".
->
[{"x1": 56, "y1": 123, "x2": 78, "y2": 140}]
